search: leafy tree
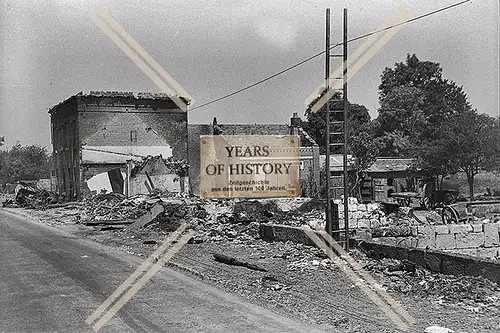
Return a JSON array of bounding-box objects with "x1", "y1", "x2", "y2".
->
[
  {"x1": 376, "y1": 54, "x2": 472, "y2": 156},
  {"x1": 416, "y1": 111, "x2": 499, "y2": 199},
  {"x1": 0, "y1": 143, "x2": 51, "y2": 187}
]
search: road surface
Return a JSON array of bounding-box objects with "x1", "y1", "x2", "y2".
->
[{"x1": 0, "y1": 209, "x2": 325, "y2": 333}]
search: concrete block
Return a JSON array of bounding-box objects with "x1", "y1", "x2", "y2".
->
[
  {"x1": 435, "y1": 225, "x2": 450, "y2": 235},
  {"x1": 358, "y1": 219, "x2": 370, "y2": 228},
  {"x1": 379, "y1": 216, "x2": 388, "y2": 226},
  {"x1": 369, "y1": 218, "x2": 380, "y2": 229},
  {"x1": 355, "y1": 229, "x2": 372, "y2": 240},
  {"x1": 366, "y1": 203, "x2": 378, "y2": 212},
  {"x1": 484, "y1": 223, "x2": 500, "y2": 247},
  {"x1": 272, "y1": 225, "x2": 314, "y2": 246},
  {"x1": 436, "y1": 234, "x2": 456, "y2": 250},
  {"x1": 471, "y1": 224, "x2": 483, "y2": 233},
  {"x1": 375, "y1": 237, "x2": 397, "y2": 246},
  {"x1": 411, "y1": 226, "x2": 418, "y2": 237},
  {"x1": 417, "y1": 227, "x2": 436, "y2": 249},
  {"x1": 358, "y1": 204, "x2": 367, "y2": 212},
  {"x1": 449, "y1": 224, "x2": 473, "y2": 234},
  {"x1": 455, "y1": 232, "x2": 484, "y2": 249},
  {"x1": 417, "y1": 225, "x2": 432, "y2": 235},
  {"x1": 348, "y1": 204, "x2": 358, "y2": 212},
  {"x1": 395, "y1": 237, "x2": 418, "y2": 248},
  {"x1": 351, "y1": 211, "x2": 363, "y2": 220},
  {"x1": 474, "y1": 247, "x2": 498, "y2": 260},
  {"x1": 349, "y1": 218, "x2": 358, "y2": 229},
  {"x1": 348, "y1": 197, "x2": 358, "y2": 205},
  {"x1": 259, "y1": 223, "x2": 275, "y2": 241}
]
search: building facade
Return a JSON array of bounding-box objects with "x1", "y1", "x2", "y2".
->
[{"x1": 49, "y1": 91, "x2": 188, "y2": 200}]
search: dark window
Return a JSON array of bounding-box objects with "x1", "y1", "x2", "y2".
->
[{"x1": 130, "y1": 130, "x2": 138, "y2": 143}]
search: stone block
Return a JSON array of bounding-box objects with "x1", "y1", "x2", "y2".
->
[
  {"x1": 369, "y1": 218, "x2": 380, "y2": 229},
  {"x1": 374, "y1": 237, "x2": 397, "y2": 246},
  {"x1": 379, "y1": 216, "x2": 388, "y2": 226},
  {"x1": 259, "y1": 223, "x2": 275, "y2": 241},
  {"x1": 351, "y1": 211, "x2": 363, "y2": 220},
  {"x1": 272, "y1": 225, "x2": 314, "y2": 246},
  {"x1": 355, "y1": 229, "x2": 372, "y2": 240},
  {"x1": 395, "y1": 237, "x2": 418, "y2": 248},
  {"x1": 366, "y1": 203, "x2": 378, "y2": 212},
  {"x1": 358, "y1": 204, "x2": 367, "y2": 212},
  {"x1": 484, "y1": 223, "x2": 500, "y2": 247},
  {"x1": 417, "y1": 227, "x2": 436, "y2": 249},
  {"x1": 436, "y1": 234, "x2": 456, "y2": 250},
  {"x1": 449, "y1": 224, "x2": 473, "y2": 234},
  {"x1": 358, "y1": 219, "x2": 370, "y2": 228},
  {"x1": 455, "y1": 232, "x2": 484, "y2": 249},
  {"x1": 348, "y1": 197, "x2": 358, "y2": 205},
  {"x1": 472, "y1": 224, "x2": 483, "y2": 233},
  {"x1": 435, "y1": 225, "x2": 450, "y2": 235},
  {"x1": 474, "y1": 247, "x2": 498, "y2": 260},
  {"x1": 348, "y1": 204, "x2": 358, "y2": 212},
  {"x1": 349, "y1": 218, "x2": 358, "y2": 229},
  {"x1": 411, "y1": 226, "x2": 418, "y2": 237}
]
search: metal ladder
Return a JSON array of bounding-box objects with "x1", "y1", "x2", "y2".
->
[{"x1": 325, "y1": 8, "x2": 349, "y2": 250}]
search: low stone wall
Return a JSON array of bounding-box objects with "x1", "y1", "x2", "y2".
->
[
  {"x1": 257, "y1": 222, "x2": 500, "y2": 284},
  {"x1": 372, "y1": 223, "x2": 500, "y2": 259}
]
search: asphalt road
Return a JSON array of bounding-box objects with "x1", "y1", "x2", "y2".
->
[{"x1": 0, "y1": 209, "x2": 326, "y2": 333}]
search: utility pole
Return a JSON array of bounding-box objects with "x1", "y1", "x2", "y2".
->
[
  {"x1": 343, "y1": 8, "x2": 349, "y2": 251},
  {"x1": 325, "y1": 8, "x2": 332, "y2": 237}
]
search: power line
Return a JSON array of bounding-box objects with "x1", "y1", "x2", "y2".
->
[{"x1": 189, "y1": 0, "x2": 471, "y2": 112}]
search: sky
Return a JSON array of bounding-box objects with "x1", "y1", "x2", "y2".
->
[{"x1": 0, "y1": 0, "x2": 498, "y2": 150}]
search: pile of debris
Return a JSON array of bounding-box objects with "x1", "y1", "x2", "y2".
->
[
  {"x1": 2, "y1": 182, "x2": 62, "y2": 209},
  {"x1": 353, "y1": 250, "x2": 500, "y2": 312}
]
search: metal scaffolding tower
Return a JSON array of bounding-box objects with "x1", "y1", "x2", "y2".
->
[{"x1": 325, "y1": 8, "x2": 349, "y2": 251}]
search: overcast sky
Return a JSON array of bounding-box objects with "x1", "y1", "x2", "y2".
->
[{"x1": 0, "y1": 0, "x2": 498, "y2": 150}]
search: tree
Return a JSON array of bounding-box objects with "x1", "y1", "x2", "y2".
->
[
  {"x1": 0, "y1": 143, "x2": 51, "y2": 187},
  {"x1": 375, "y1": 54, "x2": 472, "y2": 156},
  {"x1": 417, "y1": 111, "x2": 499, "y2": 200}
]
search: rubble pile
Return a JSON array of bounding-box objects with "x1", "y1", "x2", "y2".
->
[
  {"x1": 2, "y1": 182, "x2": 62, "y2": 209},
  {"x1": 353, "y1": 250, "x2": 500, "y2": 312},
  {"x1": 81, "y1": 193, "x2": 150, "y2": 222}
]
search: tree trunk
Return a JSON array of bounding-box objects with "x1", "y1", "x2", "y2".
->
[{"x1": 466, "y1": 170, "x2": 475, "y2": 201}]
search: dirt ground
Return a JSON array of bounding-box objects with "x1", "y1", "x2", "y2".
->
[{"x1": 4, "y1": 205, "x2": 500, "y2": 333}]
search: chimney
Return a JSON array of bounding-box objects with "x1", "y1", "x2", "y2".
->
[{"x1": 290, "y1": 112, "x2": 301, "y2": 135}]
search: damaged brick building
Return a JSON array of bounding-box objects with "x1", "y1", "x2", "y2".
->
[{"x1": 49, "y1": 91, "x2": 189, "y2": 200}]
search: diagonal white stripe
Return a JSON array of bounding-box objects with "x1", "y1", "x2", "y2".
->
[
  {"x1": 86, "y1": 223, "x2": 188, "y2": 325},
  {"x1": 88, "y1": 12, "x2": 188, "y2": 112},
  {"x1": 92, "y1": 231, "x2": 195, "y2": 332},
  {"x1": 94, "y1": 6, "x2": 195, "y2": 104}
]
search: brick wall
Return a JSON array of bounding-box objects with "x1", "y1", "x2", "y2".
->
[{"x1": 78, "y1": 97, "x2": 187, "y2": 160}]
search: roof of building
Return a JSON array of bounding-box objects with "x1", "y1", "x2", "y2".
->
[
  {"x1": 49, "y1": 91, "x2": 191, "y2": 114},
  {"x1": 366, "y1": 158, "x2": 416, "y2": 173}
]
